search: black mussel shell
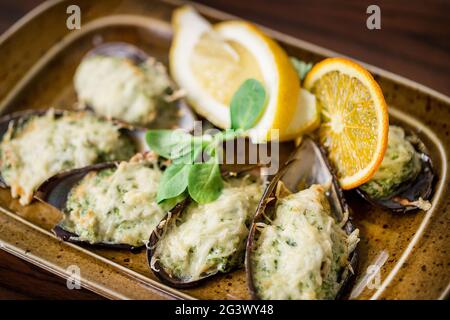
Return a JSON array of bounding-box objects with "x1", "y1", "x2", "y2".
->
[
  {"x1": 147, "y1": 166, "x2": 264, "y2": 288},
  {"x1": 86, "y1": 42, "x2": 149, "y2": 65},
  {"x1": 79, "y1": 42, "x2": 196, "y2": 132},
  {"x1": 356, "y1": 130, "x2": 435, "y2": 213},
  {"x1": 52, "y1": 225, "x2": 142, "y2": 252},
  {"x1": 246, "y1": 137, "x2": 358, "y2": 300}
]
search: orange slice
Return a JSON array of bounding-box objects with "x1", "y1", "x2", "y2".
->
[{"x1": 304, "y1": 57, "x2": 389, "y2": 189}]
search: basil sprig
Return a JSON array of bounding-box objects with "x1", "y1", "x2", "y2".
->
[{"x1": 146, "y1": 78, "x2": 266, "y2": 205}]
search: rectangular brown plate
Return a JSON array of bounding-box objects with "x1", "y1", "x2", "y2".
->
[{"x1": 0, "y1": 0, "x2": 449, "y2": 300}]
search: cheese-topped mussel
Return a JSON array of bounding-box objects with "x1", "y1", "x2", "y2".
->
[
  {"x1": 250, "y1": 184, "x2": 358, "y2": 300},
  {"x1": 358, "y1": 125, "x2": 434, "y2": 212},
  {"x1": 148, "y1": 175, "x2": 264, "y2": 287},
  {"x1": 0, "y1": 109, "x2": 136, "y2": 205},
  {"x1": 247, "y1": 137, "x2": 359, "y2": 300},
  {"x1": 37, "y1": 153, "x2": 168, "y2": 249},
  {"x1": 74, "y1": 42, "x2": 195, "y2": 130}
]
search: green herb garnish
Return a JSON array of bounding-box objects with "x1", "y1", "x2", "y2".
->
[
  {"x1": 188, "y1": 162, "x2": 223, "y2": 204},
  {"x1": 145, "y1": 130, "x2": 194, "y2": 160},
  {"x1": 290, "y1": 57, "x2": 313, "y2": 81},
  {"x1": 230, "y1": 79, "x2": 266, "y2": 130},
  {"x1": 146, "y1": 78, "x2": 266, "y2": 205},
  {"x1": 156, "y1": 163, "x2": 190, "y2": 203}
]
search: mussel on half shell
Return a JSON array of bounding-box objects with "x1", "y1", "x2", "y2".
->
[
  {"x1": 75, "y1": 42, "x2": 196, "y2": 131},
  {"x1": 246, "y1": 137, "x2": 359, "y2": 300},
  {"x1": 356, "y1": 125, "x2": 434, "y2": 213},
  {"x1": 0, "y1": 109, "x2": 148, "y2": 205},
  {"x1": 36, "y1": 153, "x2": 168, "y2": 251},
  {"x1": 147, "y1": 166, "x2": 265, "y2": 288}
]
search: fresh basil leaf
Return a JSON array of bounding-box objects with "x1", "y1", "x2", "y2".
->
[
  {"x1": 146, "y1": 130, "x2": 193, "y2": 159},
  {"x1": 188, "y1": 163, "x2": 223, "y2": 204},
  {"x1": 158, "y1": 192, "x2": 187, "y2": 212},
  {"x1": 230, "y1": 79, "x2": 266, "y2": 130},
  {"x1": 290, "y1": 57, "x2": 313, "y2": 81},
  {"x1": 156, "y1": 163, "x2": 190, "y2": 203}
]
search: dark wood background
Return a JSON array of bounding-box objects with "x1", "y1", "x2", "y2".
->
[{"x1": 0, "y1": 0, "x2": 449, "y2": 300}]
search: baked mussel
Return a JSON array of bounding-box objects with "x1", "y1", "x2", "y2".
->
[
  {"x1": 357, "y1": 125, "x2": 434, "y2": 213},
  {"x1": 147, "y1": 167, "x2": 265, "y2": 288},
  {"x1": 0, "y1": 109, "x2": 147, "y2": 206},
  {"x1": 74, "y1": 42, "x2": 195, "y2": 130},
  {"x1": 246, "y1": 137, "x2": 359, "y2": 300},
  {"x1": 36, "y1": 152, "x2": 171, "y2": 250}
]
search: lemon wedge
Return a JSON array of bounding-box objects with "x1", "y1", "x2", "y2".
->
[{"x1": 170, "y1": 6, "x2": 317, "y2": 142}]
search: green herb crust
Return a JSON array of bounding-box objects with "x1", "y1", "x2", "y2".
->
[
  {"x1": 360, "y1": 125, "x2": 422, "y2": 199},
  {"x1": 62, "y1": 153, "x2": 164, "y2": 246},
  {"x1": 252, "y1": 184, "x2": 359, "y2": 300},
  {"x1": 153, "y1": 176, "x2": 263, "y2": 281},
  {"x1": 74, "y1": 55, "x2": 172, "y2": 126},
  {"x1": 0, "y1": 110, "x2": 135, "y2": 205}
]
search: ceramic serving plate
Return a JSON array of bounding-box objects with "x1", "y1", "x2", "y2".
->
[{"x1": 0, "y1": 0, "x2": 448, "y2": 300}]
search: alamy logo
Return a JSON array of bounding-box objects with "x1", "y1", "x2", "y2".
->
[
  {"x1": 164, "y1": 122, "x2": 281, "y2": 175},
  {"x1": 66, "y1": 5, "x2": 81, "y2": 30},
  {"x1": 66, "y1": 265, "x2": 81, "y2": 290},
  {"x1": 349, "y1": 250, "x2": 388, "y2": 299},
  {"x1": 366, "y1": 264, "x2": 382, "y2": 289},
  {"x1": 366, "y1": 5, "x2": 381, "y2": 30}
]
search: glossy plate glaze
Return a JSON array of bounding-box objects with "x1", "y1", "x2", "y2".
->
[{"x1": 0, "y1": 0, "x2": 448, "y2": 300}]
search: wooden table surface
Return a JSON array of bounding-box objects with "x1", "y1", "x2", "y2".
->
[{"x1": 0, "y1": 0, "x2": 449, "y2": 300}]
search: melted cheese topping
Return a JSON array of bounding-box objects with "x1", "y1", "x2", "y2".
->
[
  {"x1": 74, "y1": 56, "x2": 172, "y2": 126},
  {"x1": 252, "y1": 184, "x2": 358, "y2": 300},
  {"x1": 62, "y1": 155, "x2": 164, "y2": 246},
  {"x1": 0, "y1": 110, "x2": 135, "y2": 205},
  {"x1": 154, "y1": 177, "x2": 263, "y2": 281},
  {"x1": 361, "y1": 125, "x2": 422, "y2": 198}
]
